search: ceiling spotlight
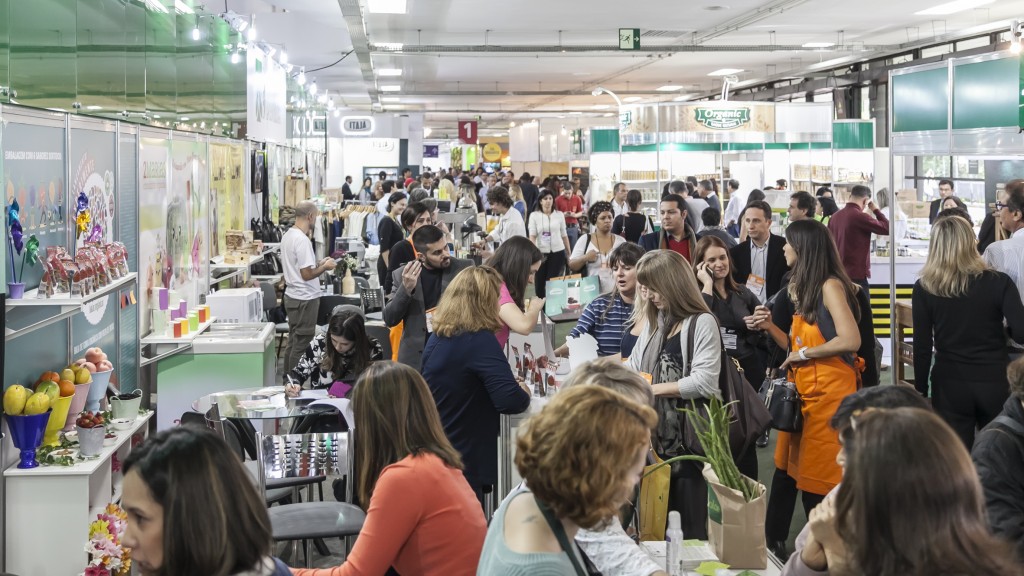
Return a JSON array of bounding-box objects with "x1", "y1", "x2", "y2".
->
[
  {"x1": 297, "y1": 67, "x2": 306, "y2": 85},
  {"x1": 191, "y1": 15, "x2": 201, "y2": 41},
  {"x1": 378, "y1": 68, "x2": 403, "y2": 76},
  {"x1": 247, "y1": 16, "x2": 256, "y2": 41},
  {"x1": 231, "y1": 50, "x2": 240, "y2": 64},
  {"x1": 424, "y1": 127, "x2": 433, "y2": 137},
  {"x1": 1011, "y1": 20, "x2": 1024, "y2": 53},
  {"x1": 173, "y1": 0, "x2": 193, "y2": 14},
  {"x1": 509, "y1": 121, "x2": 516, "y2": 127},
  {"x1": 280, "y1": 51, "x2": 288, "y2": 65},
  {"x1": 333, "y1": 109, "x2": 341, "y2": 117},
  {"x1": 379, "y1": 85, "x2": 402, "y2": 92},
  {"x1": 309, "y1": 80, "x2": 318, "y2": 96},
  {"x1": 623, "y1": 96, "x2": 643, "y2": 103}
]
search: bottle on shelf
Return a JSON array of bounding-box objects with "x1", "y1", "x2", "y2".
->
[{"x1": 665, "y1": 510, "x2": 684, "y2": 576}]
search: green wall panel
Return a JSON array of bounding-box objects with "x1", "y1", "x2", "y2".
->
[
  {"x1": 591, "y1": 129, "x2": 619, "y2": 153},
  {"x1": 951, "y1": 57, "x2": 1018, "y2": 130},
  {"x1": 833, "y1": 121, "x2": 874, "y2": 149},
  {"x1": 892, "y1": 68, "x2": 949, "y2": 133}
]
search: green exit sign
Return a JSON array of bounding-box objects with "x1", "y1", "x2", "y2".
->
[{"x1": 619, "y1": 28, "x2": 640, "y2": 50}]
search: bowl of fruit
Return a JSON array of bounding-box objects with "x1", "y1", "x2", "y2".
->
[
  {"x1": 3, "y1": 384, "x2": 55, "y2": 468},
  {"x1": 76, "y1": 411, "x2": 106, "y2": 457}
]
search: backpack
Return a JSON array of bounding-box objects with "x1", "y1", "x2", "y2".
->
[{"x1": 683, "y1": 314, "x2": 773, "y2": 458}]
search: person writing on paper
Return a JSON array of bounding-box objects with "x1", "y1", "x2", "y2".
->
[
  {"x1": 556, "y1": 243, "x2": 645, "y2": 359},
  {"x1": 284, "y1": 310, "x2": 383, "y2": 398},
  {"x1": 568, "y1": 201, "x2": 626, "y2": 293},
  {"x1": 292, "y1": 362, "x2": 487, "y2": 576},
  {"x1": 489, "y1": 236, "x2": 545, "y2": 350}
]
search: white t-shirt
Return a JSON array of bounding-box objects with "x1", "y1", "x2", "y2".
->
[
  {"x1": 376, "y1": 193, "x2": 392, "y2": 215},
  {"x1": 528, "y1": 211, "x2": 568, "y2": 254},
  {"x1": 491, "y1": 208, "x2": 527, "y2": 245},
  {"x1": 571, "y1": 233, "x2": 626, "y2": 293},
  {"x1": 281, "y1": 227, "x2": 321, "y2": 300}
]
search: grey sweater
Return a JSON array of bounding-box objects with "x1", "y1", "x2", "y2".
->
[{"x1": 627, "y1": 313, "x2": 723, "y2": 401}]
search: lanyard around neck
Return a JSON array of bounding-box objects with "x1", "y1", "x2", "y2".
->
[{"x1": 534, "y1": 498, "x2": 588, "y2": 576}]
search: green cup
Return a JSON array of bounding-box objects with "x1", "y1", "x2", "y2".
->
[{"x1": 188, "y1": 312, "x2": 199, "y2": 331}]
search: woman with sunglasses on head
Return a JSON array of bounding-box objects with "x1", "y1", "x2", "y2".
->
[{"x1": 284, "y1": 309, "x2": 382, "y2": 398}]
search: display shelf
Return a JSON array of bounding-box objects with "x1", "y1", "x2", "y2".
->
[
  {"x1": 253, "y1": 274, "x2": 283, "y2": 284},
  {"x1": 5, "y1": 412, "x2": 152, "y2": 576},
  {"x1": 140, "y1": 317, "x2": 216, "y2": 345},
  {"x1": 4, "y1": 273, "x2": 138, "y2": 343},
  {"x1": 210, "y1": 253, "x2": 264, "y2": 269},
  {"x1": 5, "y1": 272, "x2": 137, "y2": 309}
]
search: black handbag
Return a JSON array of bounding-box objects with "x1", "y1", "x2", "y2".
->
[{"x1": 761, "y1": 369, "x2": 803, "y2": 433}]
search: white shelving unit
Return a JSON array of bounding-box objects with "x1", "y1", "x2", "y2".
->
[
  {"x1": 4, "y1": 412, "x2": 153, "y2": 576},
  {"x1": 4, "y1": 273, "x2": 138, "y2": 342},
  {"x1": 139, "y1": 317, "x2": 217, "y2": 367}
]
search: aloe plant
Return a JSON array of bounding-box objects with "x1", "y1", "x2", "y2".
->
[{"x1": 643, "y1": 397, "x2": 758, "y2": 502}]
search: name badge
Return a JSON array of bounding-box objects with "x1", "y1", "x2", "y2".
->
[
  {"x1": 746, "y1": 274, "x2": 766, "y2": 297},
  {"x1": 425, "y1": 307, "x2": 437, "y2": 333},
  {"x1": 720, "y1": 327, "x2": 739, "y2": 351}
]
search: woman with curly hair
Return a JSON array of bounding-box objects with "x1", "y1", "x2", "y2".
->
[
  {"x1": 477, "y1": 385, "x2": 657, "y2": 575},
  {"x1": 568, "y1": 201, "x2": 626, "y2": 293}
]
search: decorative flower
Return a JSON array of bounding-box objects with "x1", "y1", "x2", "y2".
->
[
  {"x1": 76, "y1": 210, "x2": 92, "y2": 235},
  {"x1": 84, "y1": 565, "x2": 110, "y2": 576},
  {"x1": 7, "y1": 199, "x2": 19, "y2": 227},
  {"x1": 24, "y1": 235, "x2": 39, "y2": 266},
  {"x1": 83, "y1": 504, "x2": 130, "y2": 576}
]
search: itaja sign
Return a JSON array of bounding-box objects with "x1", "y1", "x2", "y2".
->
[{"x1": 694, "y1": 108, "x2": 751, "y2": 130}]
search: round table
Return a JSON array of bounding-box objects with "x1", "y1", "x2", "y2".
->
[{"x1": 192, "y1": 387, "x2": 333, "y2": 421}]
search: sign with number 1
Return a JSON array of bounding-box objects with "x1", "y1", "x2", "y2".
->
[{"x1": 459, "y1": 120, "x2": 478, "y2": 144}]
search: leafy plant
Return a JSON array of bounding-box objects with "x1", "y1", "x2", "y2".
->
[{"x1": 644, "y1": 397, "x2": 758, "y2": 502}]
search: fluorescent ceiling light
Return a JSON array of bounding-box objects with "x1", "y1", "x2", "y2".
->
[
  {"x1": 377, "y1": 68, "x2": 403, "y2": 76},
  {"x1": 86, "y1": 105, "x2": 103, "y2": 110},
  {"x1": 657, "y1": 85, "x2": 683, "y2": 91},
  {"x1": 144, "y1": 0, "x2": 169, "y2": 13},
  {"x1": 381, "y1": 96, "x2": 401, "y2": 102},
  {"x1": 173, "y1": 0, "x2": 193, "y2": 14},
  {"x1": 180, "y1": 116, "x2": 190, "y2": 121},
  {"x1": 602, "y1": 112, "x2": 614, "y2": 117},
  {"x1": 623, "y1": 96, "x2": 643, "y2": 102},
  {"x1": 672, "y1": 95, "x2": 694, "y2": 102},
  {"x1": 367, "y1": 0, "x2": 407, "y2": 14},
  {"x1": 707, "y1": 68, "x2": 744, "y2": 76},
  {"x1": 802, "y1": 42, "x2": 835, "y2": 48},
  {"x1": 914, "y1": 0, "x2": 994, "y2": 15},
  {"x1": 377, "y1": 43, "x2": 404, "y2": 51},
  {"x1": 379, "y1": 85, "x2": 402, "y2": 92},
  {"x1": 569, "y1": 112, "x2": 583, "y2": 115},
  {"x1": 592, "y1": 104, "x2": 610, "y2": 110}
]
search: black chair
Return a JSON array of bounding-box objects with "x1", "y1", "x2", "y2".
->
[{"x1": 316, "y1": 295, "x2": 350, "y2": 326}]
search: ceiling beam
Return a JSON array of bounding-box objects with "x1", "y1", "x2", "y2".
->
[
  {"x1": 335, "y1": 0, "x2": 377, "y2": 104},
  {"x1": 369, "y1": 43, "x2": 887, "y2": 54}
]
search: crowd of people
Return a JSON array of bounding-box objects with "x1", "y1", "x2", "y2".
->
[{"x1": 235, "y1": 167, "x2": 1024, "y2": 575}]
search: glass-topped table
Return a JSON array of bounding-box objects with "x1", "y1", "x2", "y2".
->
[{"x1": 192, "y1": 387, "x2": 335, "y2": 420}]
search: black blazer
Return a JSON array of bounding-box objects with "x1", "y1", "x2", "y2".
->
[
  {"x1": 729, "y1": 234, "x2": 790, "y2": 302},
  {"x1": 929, "y1": 198, "x2": 943, "y2": 224}
]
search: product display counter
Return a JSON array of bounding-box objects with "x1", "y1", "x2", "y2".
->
[{"x1": 868, "y1": 255, "x2": 924, "y2": 366}]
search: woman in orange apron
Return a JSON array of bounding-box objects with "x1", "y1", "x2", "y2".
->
[{"x1": 751, "y1": 219, "x2": 863, "y2": 558}]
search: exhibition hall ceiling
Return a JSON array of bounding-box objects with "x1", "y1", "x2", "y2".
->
[{"x1": 232, "y1": 0, "x2": 1024, "y2": 132}]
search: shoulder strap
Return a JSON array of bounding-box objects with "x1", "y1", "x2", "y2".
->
[
  {"x1": 535, "y1": 498, "x2": 588, "y2": 576},
  {"x1": 993, "y1": 415, "x2": 1024, "y2": 439},
  {"x1": 683, "y1": 314, "x2": 700, "y2": 377}
]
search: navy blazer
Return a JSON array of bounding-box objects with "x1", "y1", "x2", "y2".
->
[{"x1": 421, "y1": 330, "x2": 530, "y2": 488}]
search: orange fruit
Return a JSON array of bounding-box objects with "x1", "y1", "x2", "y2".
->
[
  {"x1": 58, "y1": 380, "x2": 75, "y2": 397},
  {"x1": 46, "y1": 371, "x2": 60, "y2": 383}
]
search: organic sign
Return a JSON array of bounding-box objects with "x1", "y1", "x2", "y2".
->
[{"x1": 694, "y1": 108, "x2": 752, "y2": 130}]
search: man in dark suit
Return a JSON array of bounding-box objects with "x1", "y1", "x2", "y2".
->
[
  {"x1": 384, "y1": 225, "x2": 473, "y2": 371},
  {"x1": 519, "y1": 172, "x2": 539, "y2": 216},
  {"x1": 928, "y1": 179, "x2": 955, "y2": 224},
  {"x1": 730, "y1": 200, "x2": 789, "y2": 304},
  {"x1": 341, "y1": 175, "x2": 353, "y2": 200}
]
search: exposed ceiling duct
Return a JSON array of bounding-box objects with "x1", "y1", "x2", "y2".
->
[
  {"x1": 368, "y1": 43, "x2": 885, "y2": 54},
  {"x1": 336, "y1": 0, "x2": 378, "y2": 104}
]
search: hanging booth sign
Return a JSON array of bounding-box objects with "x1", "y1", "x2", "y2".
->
[
  {"x1": 341, "y1": 116, "x2": 375, "y2": 136},
  {"x1": 246, "y1": 51, "x2": 287, "y2": 144},
  {"x1": 482, "y1": 142, "x2": 503, "y2": 162},
  {"x1": 459, "y1": 120, "x2": 478, "y2": 144},
  {"x1": 423, "y1": 144, "x2": 439, "y2": 158},
  {"x1": 667, "y1": 102, "x2": 775, "y2": 135}
]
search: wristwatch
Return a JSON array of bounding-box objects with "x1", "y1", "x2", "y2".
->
[{"x1": 798, "y1": 346, "x2": 809, "y2": 361}]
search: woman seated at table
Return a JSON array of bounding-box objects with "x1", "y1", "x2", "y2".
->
[
  {"x1": 293, "y1": 362, "x2": 487, "y2": 576},
  {"x1": 556, "y1": 243, "x2": 645, "y2": 358},
  {"x1": 122, "y1": 427, "x2": 292, "y2": 576},
  {"x1": 477, "y1": 385, "x2": 657, "y2": 575},
  {"x1": 284, "y1": 309, "x2": 383, "y2": 397}
]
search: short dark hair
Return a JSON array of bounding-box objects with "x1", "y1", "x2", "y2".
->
[
  {"x1": 850, "y1": 185, "x2": 872, "y2": 199},
  {"x1": 486, "y1": 185, "x2": 513, "y2": 208},
  {"x1": 776, "y1": 179, "x2": 788, "y2": 188},
  {"x1": 123, "y1": 427, "x2": 272, "y2": 575},
  {"x1": 728, "y1": 179, "x2": 740, "y2": 191},
  {"x1": 669, "y1": 180, "x2": 687, "y2": 195},
  {"x1": 382, "y1": 180, "x2": 395, "y2": 194},
  {"x1": 1009, "y1": 356, "x2": 1024, "y2": 400},
  {"x1": 1005, "y1": 180, "x2": 1024, "y2": 214},
  {"x1": 660, "y1": 193, "x2": 688, "y2": 214},
  {"x1": 701, "y1": 207, "x2": 722, "y2": 227},
  {"x1": 686, "y1": 176, "x2": 699, "y2": 186},
  {"x1": 412, "y1": 223, "x2": 445, "y2": 254},
  {"x1": 626, "y1": 189, "x2": 643, "y2": 211},
  {"x1": 743, "y1": 200, "x2": 772, "y2": 221},
  {"x1": 830, "y1": 385, "x2": 931, "y2": 431},
  {"x1": 699, "y1": 179, "x2": 713, "y2": 191},
  {"x1": 387, "y1": 191, "x2": 407, "y2": 211},
  {"x1": 401, "y1": 201, "x2": 432, "y2": 229},
  {"x1": 935, "y1": 207, "x2": 972, "y2": 225},
  {"x1": 938, "y1": 178, "x2": 954, "y2": 189},
  {"x1": 791, "y1": 191, "x2": 817, "y2": 217},
  {"x1": 748, "y1": 189, "x2": 766, "y2": 204},
  {"x1": 608, "y1": 242, "x2": 645, "y2": 268},
  {"x1": 816, "y1": 187, "x2": 833, "y2": 197}
]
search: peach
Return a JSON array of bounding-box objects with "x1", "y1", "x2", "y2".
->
[{"x1": 82, "y1": 362, "x2": 97, "y2": 373}]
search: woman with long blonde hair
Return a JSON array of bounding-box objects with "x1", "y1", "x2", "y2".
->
[
  {"x1": 420, "y1": 266, "x2": 531, "y2": 506},
  {"x1": 627, "y1": 249, "x2": 722, "y2": 539},
  {"x1": 912, "y1": 215, "x2": 1024, "y2": 447}
]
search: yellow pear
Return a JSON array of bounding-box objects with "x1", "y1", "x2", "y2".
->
[
  {"x1": 75, "y1": 369, "x2": 92, "y2": 385},
  {"x1": 23, "y1": 392, "x2": 50, "y2": 415},
  {"x1": 61, "y1": 368, "x2": 75, "y2": 383}
]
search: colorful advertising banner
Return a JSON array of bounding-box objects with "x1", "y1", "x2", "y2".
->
[
  {"x1": 210, "y1": 142, "x2": 246, "y2": 256},
  {"x1": 3, "y1": 121, "x2": 67, "y2": 290}
]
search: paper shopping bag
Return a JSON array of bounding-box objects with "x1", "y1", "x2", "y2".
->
[
  {"x1": 639, "y1": 450, "x2": 671, "y2": 541},
  {"x1": 544, "y1": 274, "x2": 601, "y2": 322},
  {"x1": 703, "y1": 464, "x2": 768, "y2": 569}
]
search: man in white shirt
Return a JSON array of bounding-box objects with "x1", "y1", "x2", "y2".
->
[
  {"x1": 722, "y1": 179, "x2": 746, "y2": 235},
  {"x1": 611, "y1": 182, "x2": 628, "y2": 218},
  {"x1": 281, "y1": 201, "x2": 337, "y2": 372},
  {"x1": 984, "y1": 180, "x2": 1024, "y2": 357},
  {"x1": 479, "y1": 174, "x2": 496, "y2": 213},
  {"x1": 375, "y1": 180, "x2": 395, "y2": 214},
  {"x1": 475, "y1": 186, "x2": 526, "y2": 256}
]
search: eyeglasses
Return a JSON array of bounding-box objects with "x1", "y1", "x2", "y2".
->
[{"x1": 995, "y1": 202, "x2": 1009, "y2": 211}]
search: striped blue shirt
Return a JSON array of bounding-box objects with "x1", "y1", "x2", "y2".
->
[{"x1": 567, "y1": 294, "x2": 634, "y2": 357}]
